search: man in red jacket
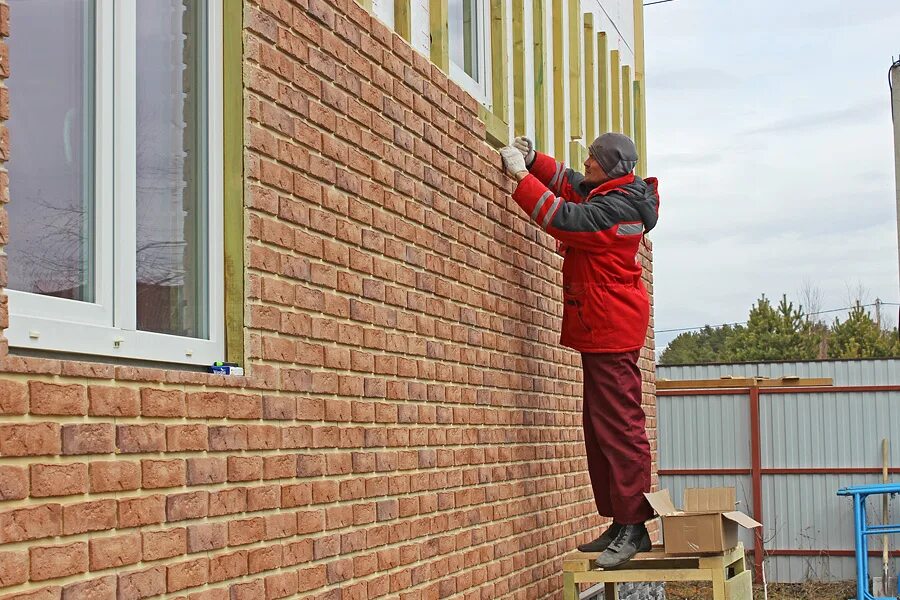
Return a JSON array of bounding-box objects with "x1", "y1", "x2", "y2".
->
[{"x1": 500, "y1": 133, "x2": 660, "y2": 568}]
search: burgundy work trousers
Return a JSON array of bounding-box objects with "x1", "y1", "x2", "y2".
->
[{"x1": 581, "y1": 350, "x2": 654, "y2": 524}]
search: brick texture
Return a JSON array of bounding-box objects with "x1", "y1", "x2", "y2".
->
[{"x1": 0, "y1": 1, "x2": 656, "y2": 599}]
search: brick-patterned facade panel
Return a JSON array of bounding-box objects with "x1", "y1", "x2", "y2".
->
[{"x1": 0, "y1": 0, "x2": 655, "y2": 598}]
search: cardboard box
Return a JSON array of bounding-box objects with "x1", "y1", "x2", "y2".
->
[{"x1": 644, "y1": 487, "x2": 761, "y2": 555}]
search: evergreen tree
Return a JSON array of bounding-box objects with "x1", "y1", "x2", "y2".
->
[
  {"x1": 659, "y1": 324, "x2": 739, "y2": 365},
  {"x1": 723, "y1": 294, "x2": 819, "y2": 361},
  {"x1": 828, "y1": 303, "x2": 899, "y2": 358}
]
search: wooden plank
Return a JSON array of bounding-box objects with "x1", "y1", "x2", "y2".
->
[
  {"x1": 633, "y1": 79, "x2": 644, "y2": 176},
  {"x1": 597, "y1": 32, "x2": 609, "y2": 134},
  {"x1": 573, "y1": 569, "x2": 715, "y2": 584},
  {"x1": 657, "y1": 377, "x2": 833, "y2": 390},
  {"x1": 479, "y1": 104, "x2": 509, "y2": 148},
  {"x1": 490, "y1": 0, "x2": 508, "y2": 122},
  {"x1": 757, "y1": 377, "x2": 832, "y2": 387},
  {"x1": 429, "y1": 0, "x2": 449, "y2": 72},
  {"x1": 533, "y1": 0, "x2": 547, "y2": 151},
  {"x1": 552, "y1": 0, "x2": 566, "y2": 158},
  {"x1": 657, "y1": 378, "x2": 757, "y2": 390},
  {"x1": 711, "y1": 564, "x2": 728, "y2": 600},
  {"x1": 567, "y1": 0, "x2": 583, "y2": 139},
  {"x1": 564, "y1": 547, "x2": 699, "y2": 572},
  {"x1": 605, "y1": 582, "x2": 619, "y2": 600},
  {"x1": 223, "y1": 0, "x2": 244, "y2": 365},
  {"x1": 610, "y1": 49, "x2": 621, "y2": 132},
  {"x1": 562, "y1": 572, "x2": 578, "y2": 600},
  {"x1": 512, "y1": 0, "x2": 526, "y2": 136},
  {"x1": 725, "y1": 570, "x2": 753, "y2": 600},
  {"x1": 394, "y1": 0, "x2": 411, "y2": 41},
  {"x1": 569, "y1": 140, "x2": 586, "y2": 169},
  {"x1": 583, "y1": 14, "x2": 596, "y2": 142},
  {"x1": 698, "y1": 543, "x2": 745, "y2": 569},
  {"x1": 622, "y1": 64, "x2": 633, "y2": 138}
]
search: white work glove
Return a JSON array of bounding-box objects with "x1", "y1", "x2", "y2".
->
[
  {"x1": 513, "y1": 136, "x2": 536, "y2": 166},
  {"x1": 500, "y1": 146, "x2": 527, "y2": 177}
]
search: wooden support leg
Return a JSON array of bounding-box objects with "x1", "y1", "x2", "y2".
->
[
  {"x1": 563, "y1": 573, "x2": 577, "y2": 600},
  {"x1": 604, "y1": 582, "x2": 619, "y2": 600},
  {"x1": 711, "y1": 567, "x2": 727, "y2": 600}
]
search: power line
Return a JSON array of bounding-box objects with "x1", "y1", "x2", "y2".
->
[
  {"x1": 657, "y1": 302, "x2": 900, "y2": 335},
  {"x1": 644, "y1": 0, "x2": 678, "y2": 5}
]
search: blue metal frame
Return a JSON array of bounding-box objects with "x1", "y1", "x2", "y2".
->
[{"x1": 838, "y1": 483, "x2": 900, "y2": 600}]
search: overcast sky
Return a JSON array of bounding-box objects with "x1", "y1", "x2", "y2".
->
[{"x1": 643, "y1": 0, "x2": 900, "y2": 353}]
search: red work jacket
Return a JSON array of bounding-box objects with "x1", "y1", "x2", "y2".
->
[{"x1": 512, "y1": 152, "x2": 660, "y2": 353}]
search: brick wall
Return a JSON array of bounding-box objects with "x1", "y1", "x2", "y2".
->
[{"x1": 0, "y1": 1, "x2": 656, "y2": 599}]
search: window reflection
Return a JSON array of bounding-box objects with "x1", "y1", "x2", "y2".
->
[
  {"x1": 449, "y1": 0, "x2": 480, "y2": 82},
  {"x1": 136, "y1": 0, "x2": 209, "y2": 339},
  {"x1": 7, "y1": 0, "x2": 95, "y2": 302}
]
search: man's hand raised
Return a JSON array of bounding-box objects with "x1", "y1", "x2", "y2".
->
[
  {"x1": 513, "y1": 136, "x2": 536, "y2": 166},
  {"x1": 500, "y1": 146, "x2": 528, "y2": 180}
]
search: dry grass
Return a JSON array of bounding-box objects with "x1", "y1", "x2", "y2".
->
[{"x1": 665, "y1": 581, "x2": 857, "y2": 600}]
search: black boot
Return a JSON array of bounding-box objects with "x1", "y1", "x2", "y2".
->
[
  {"x1": 577, "y1": 522, "x2": 623, "y2": 552},
  {"x1": 593, "y1": 523, "x2": 651, "y2": 569}
]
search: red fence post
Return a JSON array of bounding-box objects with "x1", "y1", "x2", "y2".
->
[{"x1": 749, "y1": 385, "x2": 764, "y2": 581}]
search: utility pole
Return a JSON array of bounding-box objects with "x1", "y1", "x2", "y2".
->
[{"x1": 892, "y1": 58, "x2": 900, "y2": 298}]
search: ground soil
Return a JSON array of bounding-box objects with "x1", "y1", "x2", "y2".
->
[{"x1": 665, "y1": 581, "x2": 857, "y2": 600}]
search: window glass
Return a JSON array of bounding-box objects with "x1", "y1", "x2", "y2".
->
[
  {"x1": 136, "y1": 0, "x2": 209, "y2": 339},
  {"x1": 6, "y1": 0, "x2": 95, "y2": 302},
  {"x1": 449, "y1": 0, "x2": 480, "y2": 82}
]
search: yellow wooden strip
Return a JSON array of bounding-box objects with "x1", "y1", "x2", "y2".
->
[
  {"x1": 597, "y1": 32, "x2": 609, "y2": 134},
  {"x1": 490, "y1": 0, "x2": 508, "y2": 119},
  {"x1": 632, "y1": 0, "x2": 647, "y2": 168},
  {"x1": 552, "y1": 0, "x2": 566, "y2": 158},
  {"x1": 564, "y1": 549, "x2": 699, "y2": 573},
  {"x1": 394, "y1": 0, "x2": 411, "y2": 41},
  {"x1": 223, "y1": 0, "x2": 244, "y2": 364},
  {"x1": 429, "y1": 0, "x2": 449, "y2": 72},
  {"x1": 563, "y1": 573, "x2": 578, "y2": 600},
  {"x1": 657, "y1": 378, "x2": 833, "y2": 390},
  {"x1": 567, "y1": 0, "x2": 582, "y2": 139},
  {"x1": 569, "y1": 140, "x2": 586, "y2": 170},
  {"x1": 357, "y1": 0, "x2": 373, "y2": 9},
  {"x1": 633, "y1": 79, "x2": 644, "y2": 176},
  {"x1": 610, "y1": 49, "x2": 621, "y2": 132},
  {"x1": 480, "y1": 105, "x2": 509, "y2": 148},
  {"x1": 756, "y1": 377, "x2": 832, "y2": 387},
  {"x1": 697, "y1": 543, "x2": 745, "y2": 568},
  {"x1": 573, "y1": 569, "x2": 717, "y2": 584},
  {"x1": 725, "y1": 570, "x2": 753, "y2": 600},
  {"x1": 512, "y1": 0, "x2": 526, "y2": 136},
  {"x1": 633, "y1": 0, "x2": 645, "y2": 81},
  {"x1": 583, "y1": 14, "x2": 595, "y2": 142},
  {"x1": 533, "y1": 0, "x2": 547, "y2": 151},
  {"x1": 623, "y1": 64, "x2": 633, "y2": 138}
]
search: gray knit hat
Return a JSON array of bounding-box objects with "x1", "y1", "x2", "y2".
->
[{"x1": 588, "y1": 133, "x2": 638, "y2": 178}]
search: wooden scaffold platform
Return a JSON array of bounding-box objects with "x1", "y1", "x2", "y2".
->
[{"x1": 562, "y1": 542, "x2": 752, "y2": 600}]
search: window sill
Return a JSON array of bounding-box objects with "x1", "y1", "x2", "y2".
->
[{"x1": 0, "y1": 353, "x2": 270, "y2": 389}]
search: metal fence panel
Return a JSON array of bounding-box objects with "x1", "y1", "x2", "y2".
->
[
  {"x1": 658, "y1": 394, "x2": 751, "y2": 470},
  {"x1": 658, "y1": 359, "x2": 900, "y2": 386},
  {"x1": 761, "y1": 391, "x2": 900, "y2": 468}
]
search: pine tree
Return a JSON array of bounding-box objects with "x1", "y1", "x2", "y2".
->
[{"x1": 828, "y1": 303, "x2": 899, "y2": 358}]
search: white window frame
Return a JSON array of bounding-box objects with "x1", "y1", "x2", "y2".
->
[
  {"x1": 448, "y1": 0, "x2": 492, "y2": 106},
  {"x1": 371, "y1": 0, "x2": 396, "y2": 29},
  {"x1": 6, "y1": 0, "x2": 224, "y2": 366}
]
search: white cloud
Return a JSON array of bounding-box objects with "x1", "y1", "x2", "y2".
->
[{"x1": 644, "y1": 0, "x2": 900, "y2": 353}]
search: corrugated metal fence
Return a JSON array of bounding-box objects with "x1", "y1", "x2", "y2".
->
[{"x1": 658, "y1": 360, "x2": 900, "y2": 582}]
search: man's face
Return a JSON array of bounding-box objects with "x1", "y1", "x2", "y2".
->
[{"x1": 583, "y1": 154, "x2": 609, "y2": 187}]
